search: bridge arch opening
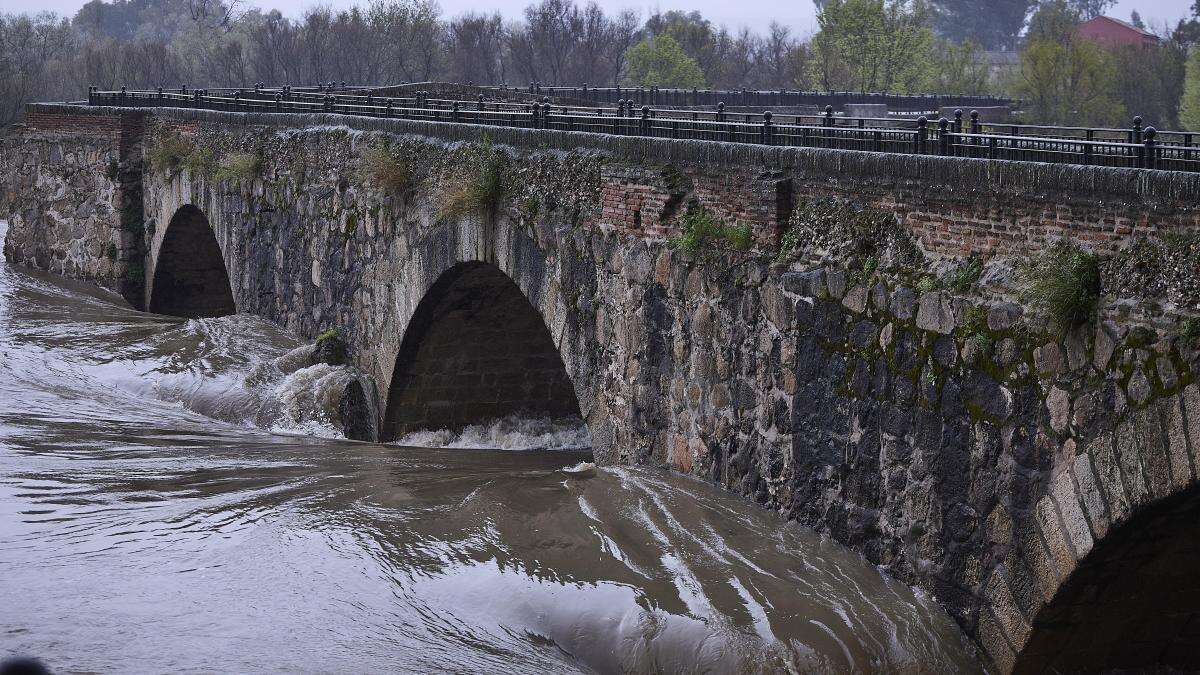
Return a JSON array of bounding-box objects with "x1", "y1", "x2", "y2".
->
[
  {"x1": 149, "y1": 205, "x2": 235, "y2": 318},
  {"x1": 382, "y1": 262, "x2": 585, "y2": 446},
  {"x1": 1013, "y1": 486, "x2": 1200, "y2": 673}
]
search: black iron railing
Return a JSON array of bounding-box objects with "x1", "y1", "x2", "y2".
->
[
  {"x1": 85, "y1": 87, "x2": 1198, "y2": 172},
  {"x1": 479, "y1": 83, "x2": 1015, "y2": 113}
]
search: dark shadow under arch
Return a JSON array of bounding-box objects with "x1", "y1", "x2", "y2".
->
[
  {"x1": 1014, "y1": 486, "x2": 1200, "y2": 673},
  {"x1": 149, "y1": 205, "x2": 235, "y2": 318},
  {"x1": 382, "y1": 262, "x2": 583, "y2": 442}
]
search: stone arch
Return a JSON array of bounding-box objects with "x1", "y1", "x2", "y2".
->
[
  {"x1": 148, "y1": 204, "x2": 235, "y2": 318},
  {"x1": 381, "y1": 259, "x2": 586, "y2": 444},
  {"x1": 1011, "y1": 484, "x2": 1200, "y2": 673}
]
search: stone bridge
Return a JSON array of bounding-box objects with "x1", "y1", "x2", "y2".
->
[{"x1": 4, "y1": 103, "x2": 1200, "y2": 672}]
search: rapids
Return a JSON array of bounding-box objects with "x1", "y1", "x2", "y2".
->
[{"x1": 0, "y1": 222, "x2": 983, "y2": 673}]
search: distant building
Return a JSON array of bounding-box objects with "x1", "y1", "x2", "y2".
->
[{"x1": 1076, "y1": 15, "x2": 1160, "y2": 48}]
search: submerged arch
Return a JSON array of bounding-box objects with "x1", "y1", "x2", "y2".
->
[
  {"x1": 382, "y1": 261, "x2": 583, "y2": 442},
  {"x1": 149, "y1": 205, "x2": 235, "y2": 318},
  {"x1": 1014, "y1": 486, "x2": 1200, "y2": 673}
]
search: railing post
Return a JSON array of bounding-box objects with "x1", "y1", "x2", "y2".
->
[
  {"x1": 478, "y1": 94, "x2": 485, "y2": 110},
  {"x1": 640, "y1": 105, "x2": 650, "y2": 136},
  {"x1": 452, "y1": 100, "x2": 460, "y2": 123},
  {"x1": 916, "y1": 115, "x2": 927, "y2": 154},
  {"x1": 823, "y1": 104, "x2": 834, "y2": 127},
  {"x1": 762, "y1": 111, "x2": 773, "y2": 145},
  {"x1": 324, "y1": 95, "x2": 333, "y2": 113},
  {"x1": 386, "y1": 99, "x2": 393, "y2": 118},
  {"x1": 1132, "y1": 115, "x2": 1143, "y2": 144},
  {"x1": 88, "y1": 86, "x2": 95, "y2": 105},
  {"x1": 953, "y1": 109, "x2": 963, "y2": 134},
  {"x1": 970, "y1": 110, "x2": 980, "y2": 135},
  {"x1": 275, "y1": 93, "x2": 282, "y2": 112},
  {"x1": 1144, "y1": 126, "x2": 1157, "y2": 170},
  {"x1": 531, "y1": 102, "x2": 540, "y2": 129},
  {"x1": 716, "y1": 101, "x2": 725, "y2": 123},
  {"x1": 938, "y1": 117, "x2": 950, "y2": 155}
]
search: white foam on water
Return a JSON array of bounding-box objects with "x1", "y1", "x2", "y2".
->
[{"x1": 394, "y1": 414, "x2": 591, "y2": 451}]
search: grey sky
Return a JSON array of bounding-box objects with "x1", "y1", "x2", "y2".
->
[{"x1": 3, "y1": 0, "x2": 1192, "y2": 36}]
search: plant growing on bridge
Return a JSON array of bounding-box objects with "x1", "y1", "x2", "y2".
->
[
  {"x1": 671, "y1": 205, "x2": 753, "y2": 256},
  {"x1": 945, "y1": 256, "x2": 983, "y2": 293},
  {"x1": 1016, "y1": 240, "x2": 1101, "y2": 330},
  {"x1": 216, "y1": 152, "x2": 263, "y2": 184},
  {"x1": 147, "y1": 131, "x2": 195, "y2": 174},
  {"x1": 358, "y1": 145, "x2": 411, "y2": 196},
  {"x1": 439, "y1": 142, "x2": 507, "y2": 219}
]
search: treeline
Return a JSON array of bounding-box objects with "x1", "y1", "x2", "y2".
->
[{"x1": 0, "y1": 0, "x2": 1196, "y2": 128}]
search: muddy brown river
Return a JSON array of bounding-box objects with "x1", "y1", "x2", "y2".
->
[{"x1": 0, "y1": 223, "x2": 982, "y2": 673}]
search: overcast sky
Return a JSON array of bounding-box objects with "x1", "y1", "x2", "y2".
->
[{"x1": 3, "y1": 0, "x2": 1192, "y2": 36}]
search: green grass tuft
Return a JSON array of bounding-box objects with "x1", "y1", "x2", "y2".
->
[
  {"x1": 216, "y1": 152, "x2": 263, "y2": 184},
  {"x1": 915, "y1": 275, "x2": 939, "y2": 294},
  {"x1": 672, "y1": 206, "x2": 754, "y2": 255},
  {"x1": 358, "y1": 146, "x2": 411, "y2": 195},
  {"x1": 946, "y1": 256, "x2": 983, "y2": 293},
  {"x1": 1017, "y1": 241, "x2": 1102, "y2": 330},
  {"x1": 440, "y1": 142, "x2": 507, "y2": 220},
  {"x1": 1182, "y1": 317, "x2": 1200, "y2": 341},
  {"x1": 147, "y1": 132, "x2": 194, "y2": 174}
]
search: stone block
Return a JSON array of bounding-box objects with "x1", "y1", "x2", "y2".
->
[
  {"x1": 825, "y1": 267, "x2": 847, "y2": 300},
  {"x1": 1185, "y1": 384, "x2": 1200, "y2": 470},
  {"x1": 1087, "y1": 431, "x2": 1130, "y2": 525},
  {"x1": 1064, "y1": 326, "x2": 1089, "y2": 372},
  {"x1": 983, "y1": 568, "x2": 1032, "y2": 649},
  {"x1": 1047, "y1": 387, "x2": 1070, "y2": 434},
  {"x1": 1034, "y1": 342, "x2": 1064, "y2": 377},
  {"x1": 1035, "y1": 496, "x2": 1078, "y2": 578},
  {"x1": 987, "y1": 302, "x2": 1022, "y2": 331},
  {"x1": 891, "y1": 286, "x2": 916, "y2": 321},
  {"x1": 781, "y1": 270, "x2": 825, "y2": 299},
  {"x1": 1049, "y1": 468, "x2": 1094, "y2": 560},
  {"x1": 1094, "y1": 320, "x2": 1118, "y2": 370},
  {"x1": 1160, "y1": 395, "x2": 1194, "y2": 492},
  {"x1": 1114, "y1": 417, "x2": 1149, "y2": 508},
  {"x1": 1126, "y1": 367, "x2": 1152, "y2": 406},
  {"x1": 1133, "y1": 404, "x2": 1172, "y2": 501},
  {"x1": 976, "y1": 608, "x2": 1018, "y2": 674},
  {"x1": 1072, "y1": 451, "x2": 1110, "y2": 539},
  {"x1": 842, "y1": 285, "x2": 868, "y2": 313},
  {"x1": 916, "y1": 291, "x2": 954, "y2": 334}
]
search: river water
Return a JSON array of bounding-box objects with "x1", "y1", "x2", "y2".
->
[{"x1": 0, "y1": 223, "x2": 982, "y2": 673}]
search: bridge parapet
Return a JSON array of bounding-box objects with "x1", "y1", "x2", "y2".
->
[{"x1": 3, "y1": 103, "x2": 1200, "y2": 672}]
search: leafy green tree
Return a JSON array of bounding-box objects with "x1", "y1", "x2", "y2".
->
[
  {"x1": 623, "y1": 34, "x2": 706, "y2": 88},
  {"x1": 1015, "y1": 0, "x2": 1123, "y2": 125},
  {"x1": 1181, "y1": 48, "x2": 1200, "y2": 130},
  {"x1": 1110, "y1": 41, "x2": 1186, "y2": 129},
  {"x1": 929, "y1": 39, "x2": 991, "y2": 94},
  {"x1": 930, "y1": 0, "x2": 1034, "y2": 50},
  {"x1": 811, "y1": 0, "x2": 934, "y2": 93}
]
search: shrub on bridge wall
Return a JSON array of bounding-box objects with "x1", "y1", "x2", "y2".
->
[
  {"x1": 146, "y1": 131, "x2": 194, "y2": 174},
  {"x1": 215, "y1": 152, "x2": 263, "y2": 185},
  {"x1": 357, "y1": 145, "x2": 411, "y2": 197},
  {"x1": 438, "y1": 140, "x2": 508, "y2": 220},
  {"x1": 1016, "y1": 241, "x2": 1102, "y2": 331},
  {"x1": 671, "y1": 204, "x2": 753, "y2": 256}
]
